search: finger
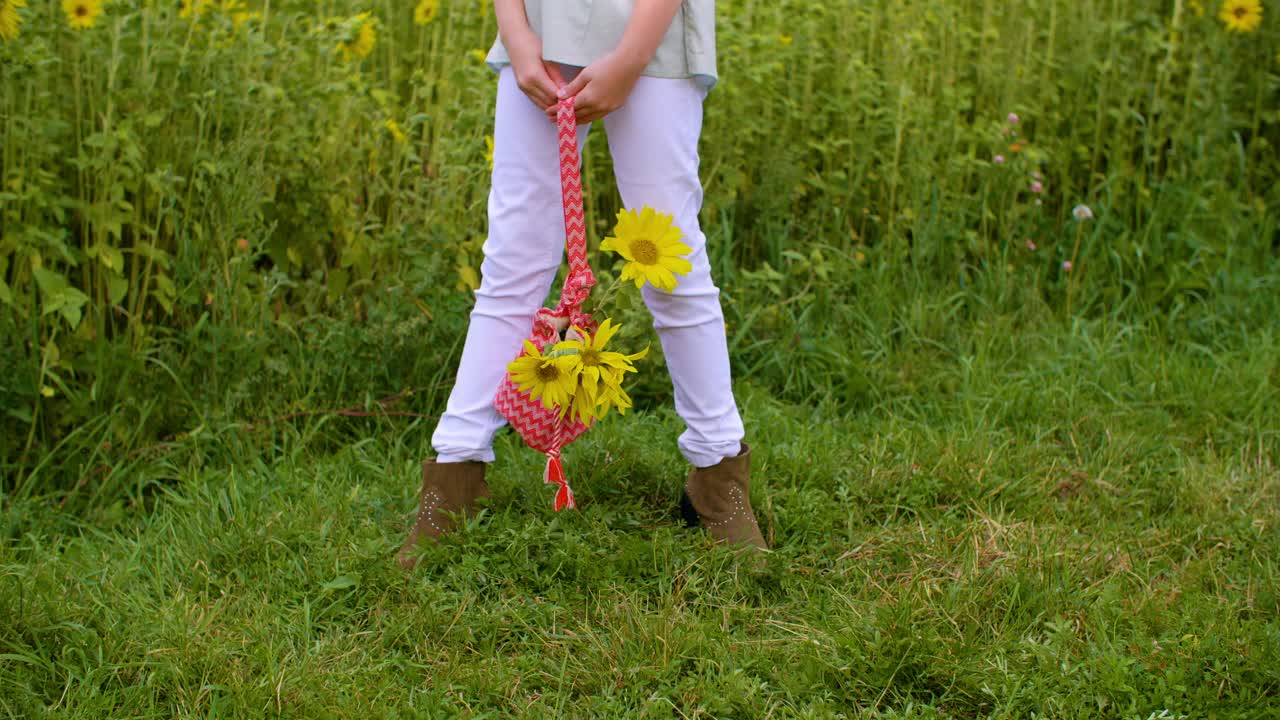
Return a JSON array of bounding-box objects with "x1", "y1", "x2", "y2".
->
[
  {"x1": 536, "y1": 78, "x2": 565, "y2": 107},
  {"x1": 530, "y1": 82, "x2": 556, "y2": 110},
  {"x1": 520, "y1": 83, "x2": 551, "y2": 110},
  {"x1": 544, "y1": 62, "x2": 565, "y2": 90},
  {"x1": 570, "y1": 90, "x2": 589, "y2": 120},
  {"x1": 582, "y1": 104, "x2": 615, "y2": 124},
  {"x1": 584, "y1": 97, "x2": 623, "y2": 124},
  {"x1": 522, "y1": 69, "x2": 559, "y2": 108},
  {"x1": 558, "y1": 72, "x2": 590, "y2": 100},
  {"x1": 573, "y1": 95, "x2": 600, "y2": 124}
]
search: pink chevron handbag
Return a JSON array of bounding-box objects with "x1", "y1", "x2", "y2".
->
[{"x1": 493, "y1": 96, "x2": 597, "y2": 512}]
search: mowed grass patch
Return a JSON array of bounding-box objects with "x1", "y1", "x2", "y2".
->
[{"x1": 2, "y1": 315, "x2": 1277, "y2": 718}]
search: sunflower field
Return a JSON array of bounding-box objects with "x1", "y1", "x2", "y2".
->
[{"x1": 1, "y1": 0, "x2": 1279, "y2": 716}]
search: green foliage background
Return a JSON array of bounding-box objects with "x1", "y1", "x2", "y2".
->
[{"x1": 2, "y1": 0, "x2": 1275, "y2": 482}]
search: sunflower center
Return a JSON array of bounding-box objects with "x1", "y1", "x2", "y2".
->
[
  {"x1": 630, "y1": 238, "x2": 659, "y2": 265},
  {"x1": 535, "y1": 363, "x2": 561, "y2": 382},
  {"x1": 1233, "y1": 6, "x2": 1246, "y2": 17},
  {"x1": 580, "y1": 349, "x2": 602, "y2": 367},
  {"x1": 75, "y1": 4, "x2": 88, "y2": 15}
]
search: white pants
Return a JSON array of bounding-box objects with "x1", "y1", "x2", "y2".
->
[{"x1": 431, "y1": 66, "x2": 744, "y2": 469}]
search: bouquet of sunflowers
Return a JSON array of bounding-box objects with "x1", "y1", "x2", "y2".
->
[{"x1": 507, "y1": 206, "x2": 693, "y2": 426}]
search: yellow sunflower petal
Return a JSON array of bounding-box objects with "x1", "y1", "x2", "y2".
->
[
  {"x1": 580, "y1": 368, "x2": 599, "y2": 397},
  {"x1": 611, "y1": 237, "x2": 637, "y2": 262},
  {"x1": 625, "y1": 343, "x2": 650, "y2": 363},
  {"x1": 591, "y1": 318, "x2": 621, "y2": 349},
  {"x1": 658, "y1": 223, "x2": 686, "y2": 245},
  {"x1": 661, "y1": 237, "x2": 693, "y2": 256},
  {"x1": 569, "y1": 388, "x2": 597, "y2": 424},
  {"x1": 619, "y1": 264, "x2": 645, "y2": 289},
  {"x1": 660, "y1": 255, "x2": 693, "y2": 276},
  {"x1": 649, "y1": 267, "x2": 678, "y2": 292},
  {"x1": 597, "y1": 383, "x2": 634, "y2": 418}
]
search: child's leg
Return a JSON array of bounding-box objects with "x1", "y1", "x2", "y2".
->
[
  {"x1": 601, "y1": 77, "x2": 745, "y2": 469},
  {"x1": 431, "y1": 67, "x2": 592, "y2": 463}
]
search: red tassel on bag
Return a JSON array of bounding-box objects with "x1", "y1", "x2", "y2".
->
[{"x1": 543, "y1": 454, "x2": 576, "y2": 511}]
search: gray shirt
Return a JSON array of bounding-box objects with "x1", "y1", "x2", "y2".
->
[{"x1": 485, "y1": 0, "x2": 718, "y2": 89}]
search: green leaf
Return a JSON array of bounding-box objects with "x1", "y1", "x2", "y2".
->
[
  {"x1": 106, "y1": 274, "x2": 129, "y2": 306},
  {"x1": 32, "y1": 267, "x2": 69, "y2": 295},
  {"x1": 92, "y1": 243, "x2": 125, "y2": 272},
  {"x1": 43, "y1": 339, "x2": 60, "y2": 366},
  {"x1": 31, "y1": 267, "x2": 90, "y2": 327},
  {"x1": 44, "y1": 287, "x2": 89, "y2": 329},
  {"x1": 327, "y1": 267, "x2": 349, "y2": 300},
  {"x1": 0, "y1": 257, "x2": 10, "y2": 306},
  {"x1": 321, "y1": 575, "x2": 358, "y2": 592},
  {"x1": 133, "y1": 241, "x2": 173, "y2": 267},
  {"x1": 153, "y1": 274, "x2": 176, "y2": 314}
]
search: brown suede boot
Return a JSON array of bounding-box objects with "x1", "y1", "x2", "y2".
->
[
  {"x1": 680, "y1": 442, "x2": 769, "y2": 552},
  {"x1": 396, "y1": 459, "x2": 492, "y2": 570}
]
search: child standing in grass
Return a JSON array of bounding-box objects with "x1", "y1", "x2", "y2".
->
[{"x1": 397, "y1": 0, "x2": 768, "y2": 569}]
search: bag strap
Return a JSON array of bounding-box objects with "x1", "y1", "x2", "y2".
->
[
  {"x1": 550, "y1": 96, "x2": 594, "y2": 320},
  {"x1": 536, "y1": 98, "x2": 592, "y2": 513},
  {"x1": 528, "y1": 97, "x2": 595, "y2": 346}
]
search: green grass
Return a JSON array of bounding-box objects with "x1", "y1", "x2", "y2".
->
[{"x1": 3, "y1": 299, "x2": 1278, "y2": 717}]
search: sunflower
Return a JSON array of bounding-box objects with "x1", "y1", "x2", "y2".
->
[
  {"x1": 594, "y1": 381, "x2": 635, "y2": 419},
  {"x1": 385, "y1": 118, "x2": 408, "y2": 144},
  {"x1": 1219, "y1": 0, "x2": 1263, "y2": 32},
  {"x1": 554, "y1": 319, "x2": 649, "y2": 423},
  {"x1": 507, "y1": 340, "x2": 580, "y2": 417},
  {"x1": 1, "y1": 0, "x2": 27, "y2": 42},
  {"x1": 559, "y1": 320, "x2": 648, "y2": 382},
  {"x1": 179, "y1": 0, "x2": 210, "y2": 19},
  {"x1": 413, "y1": 0, "x2": 438, "y2": 26},
  {"x1": 564, "y1": 378, "x2": 601, "y2": 425},
  {"x1": 62, "y1": 0, "x2": 102, "y2": 29},
  {"x1": 219, "y1": 0, "x2": 258, "y2": 28},
  {"x1": 600, "y1": 207, "x2": 692, "y2": 292},
  {"x1": 337, "y1": 12, "x2": 376, "y2": 61}
]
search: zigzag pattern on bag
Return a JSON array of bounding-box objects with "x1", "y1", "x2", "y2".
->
[
  {"x1": 493, "y1": 96, "x2": 597, "y2": 511},
  {"x1": 495, "y1": 373, "x2": 590, "y2": 455}
]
